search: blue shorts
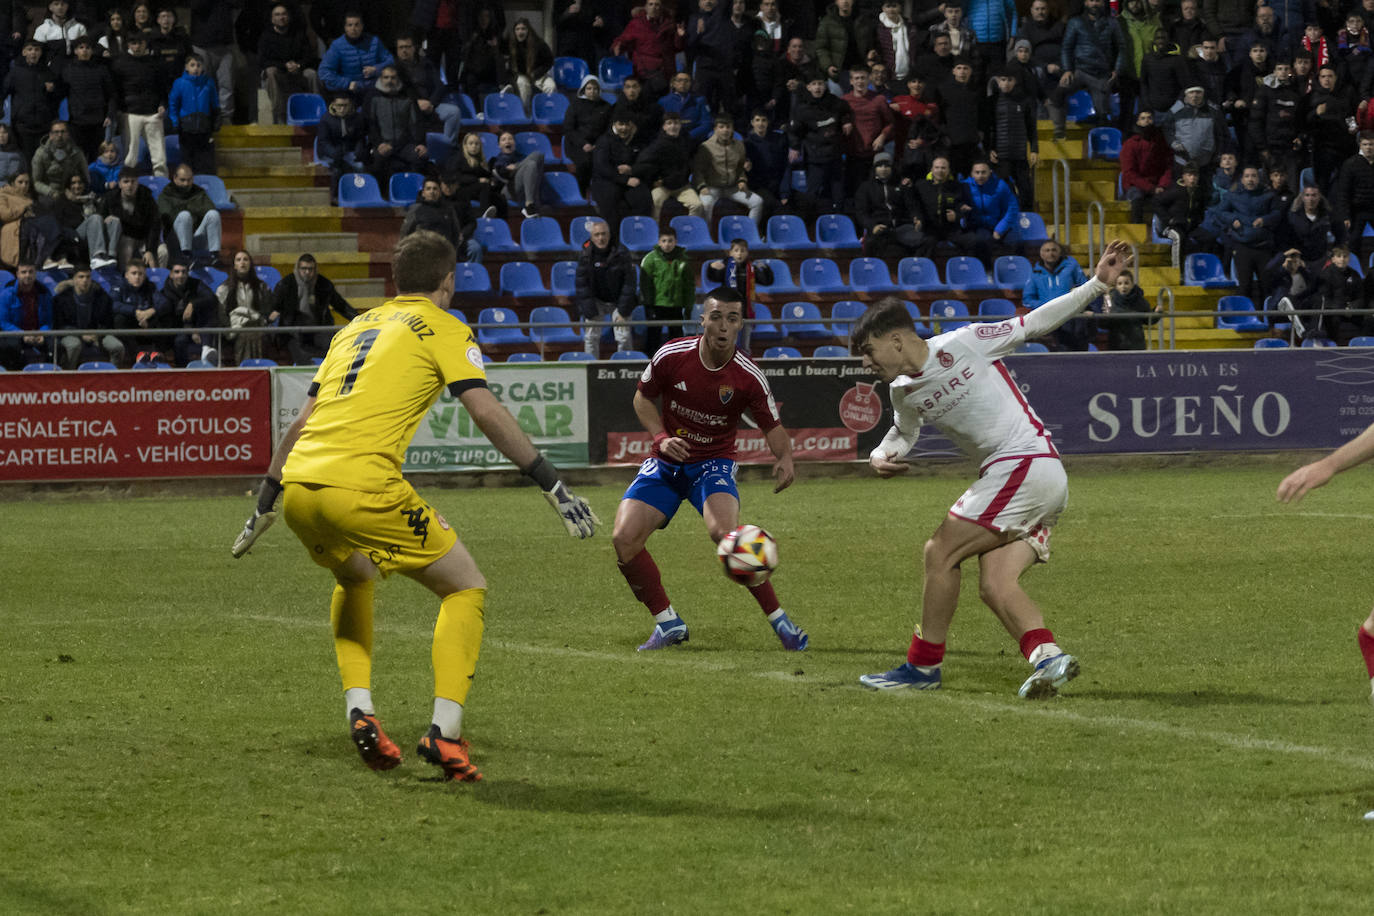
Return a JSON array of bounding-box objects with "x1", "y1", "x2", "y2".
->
[{"x1": 622, "y1": 457, "x2": 739, "y2": 524}]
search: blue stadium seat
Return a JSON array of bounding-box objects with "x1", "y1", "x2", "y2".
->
[
  {"x1": 479, "y1": 132, "x2": 500, "y2": 161},
  {"x1": 930, "y1": 299, "x2": 970, "y2": 333},
  {"x1": 558, "y1": 350, "x2": 595, "y2": 360},
  {"x1": 184, "y1": 359, "x2": 215, "y2": 368},
  {"x1": 1087, "y1": 127, "x2": 1122, "y2": 160},
  {"x1": 1216, "y1": 295, "x2": 1267, "y2": 332},
  {"x1": 904, "y1": 301, "x2": 933, "y2": 338},
  {"x1": 139, "y1": 175, "x2": 170, "y2": 197},
  {"x1": 515, "y1": 131, "x2": 560, "y2": 163},
  {"x1": 779, "y1": 301, "x2": 832, "y2": 338},
  {"x1": 529, "y1": 305, "x2": 582, "y2": 344},
  {"x1": 520, "y1": 217, "x2": 573, "y2": 252},
  {"x1": 598, "y1": 55, "x2": 634, "y2": 90},
  {"x1": 670, "y1": 215, "x2": 713, "y2": 251},
  {"x1": 1349, "y1": 336, "x2": 1374, "y2": 347},
  {"x1": 849, "y1": 257, "x2": 897, "y2": 292},
  {"x1": 476, "y1": 307, "x2": 530, "y2": 345},
  {"x1": 388, "y1": 172, "x2": 425, "y2": 206},
  {"x1": 286, "y1": 93, "x2": 326, "y2": 126},
  {"x1": 1254, "y1": 337, "x2": 1290, "y2": 348},
  {"x1": 454, "y1": 263, "x2": 491, "y2": 293},
  {"x1": 619, "y1": 216, "x2": 659, "y2": 252},
  {"x1": 799, "y1": 258, "x2": 846, "y2": 293},
  {"x1": 499, "y1": 262, "x2": 549, "y2": 296},
  {"x1": 446, "y1": 308, "x2": 468, "y2": 324},
  {"x1": 754, "y1": 259, "x2": 799, "y2": 293},
  {"x1": 553, "y1": 56, "x2": 590, "y2": 91},
  {"x1": 1184, "y1": 253, "x2": 1236, "y2": 288},
  {"x1": 254, "y1": 266, "x2": 282, "y2": 288},
  {"x1": 1302, "y1": 337, "x2": 1338, "y2": 347},
  {"x1": 1013, "y1": 213, "x2": 1048, "y2": 243},
  {"x1": 993, "y1": 255, "x2": 1033, "y2": 288},
  {"x1": 766, "y1": 215, "x2": 815, "y2": 250},
  {"x1": 763, "y1": 346, "x2": 802, "y2": 358},
  {"x1": 454, "y1": 93, "x2": 482, "y2": 126},
  {"x1": 164, "y1": 134, "x2": 181, "y2": 167},
  {"x1": 192, "y1": 174, "x2": 232, "y2": 209},
  {"x1": 696, "y1": 261, "x2": 713, "y2": 293},
  {"x1": 531, "y1": 93, "x2": 570, "y2": 127},
  {"x1": 484, "y1": 92, "x2": 531, "y2": 126},
  {"x1": 1066, "y1": 90, "x2": 1095, "y2": 121},
  {"x1": 144, "y1": 267, "x2": 169, "y2": 287},
  {"x1": 944, "y1": 256, "x2": 993, "y2": 290},
  {"x1": 813, "y1": 345, "x2": 850, "y2": 358},
  {"x1": 192, "y1": 266, "x2": 227, "y2": 291},
  {"x1": 815, "y1": 213, "x2": 861, "y2": 249},
  {"x1": 550, "y1": 261, "x2": 578, "y2": 296},
  {"x1": 475, "y1": 217, "x2": 520, "y2": 252},
  {"x1": 897, "y1": 256, "x2": 942, "y2": 291},
  {"x1": 829, "y1": 300, "x2": 866, "y2": 337},
  {"x1": 338, "y1": 173, "x2": 389, "y2": 208},
  {"x1": 716, "y1": 214, "x2": 763, "y2": 247},
  {"x1": 238, "y1": 358, "x2": 278, "y2": 367},
  {"x1": 425, "y1": 132, "x2": 451, "y2": 164},
  {"x1": 569, "y1": 217, "x2": 598, "y2": 249},
  {"x1": 542, "y1": 172, "x2": 590, "y2": 208},
  {"x1": 77, "y1": 361, "x2": 117, "y2": 370},
  {"x1": 978, "y1": 298, "x2": 1017, "y2": 319},
  {"x1": 1016, "y1": 341, "x2": 1050, "y2": 353},
  {"x1": 21, "y1": 362, "x2": 58, "y2": 371},
  {"x1": 750, "y1": 302, "x2": 782, "y2": 341},
  {"x1": 611, "y1": 349, "x2": 649, "y2": 359},
  {"x1": 506, "y1": 351, "x2": 544, "y2": 362}
]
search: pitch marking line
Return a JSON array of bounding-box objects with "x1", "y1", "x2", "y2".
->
[{"x1": 247, "y1": 614, "x2": 1374, "y2": 772}]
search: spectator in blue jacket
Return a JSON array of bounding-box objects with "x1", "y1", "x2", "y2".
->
[
  {"x1": 0, "y1": 262, "x2": 55, "y2": 369},
  {"x1": 1218, "y1": 164, "x2": 1282, "y2": 303},
  {"x1": 168, "y1": 54, "x2": 219, "y2": 175},
  {"x1": 1023, "y1": 238, "x2": 1098, "y2": 350},
  {"x1": 966, "y1": 0, "x2": 1019, "y2": 66},
  {"x1": 963, "y1": 159, "x2": 1019, "y2": 266},
  {"x1": 319, "y1": 12, "x2": 394, "y2": 97},
  {"x1": 1047, "y1": 0, "x2": 1124, "y2": 139},
  {"x1": 659, "y1": 71, "x2": 712, "y2": 141}
]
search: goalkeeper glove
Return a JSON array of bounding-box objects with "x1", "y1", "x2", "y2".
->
[
  {"x1": 524, "y1": 453, "x2": 600, "y2": 538},
  {"x1": 231, "y1": 476, "x2": 282, "y2": 558}
]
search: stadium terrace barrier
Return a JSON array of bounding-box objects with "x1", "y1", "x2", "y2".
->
[{"x1": 6, "y1": 348, "x2": 1373, "y2": 483}]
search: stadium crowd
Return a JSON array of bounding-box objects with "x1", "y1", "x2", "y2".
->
[{"x1": 8, "y1": 0, "x2": 1374, "y2": 367}]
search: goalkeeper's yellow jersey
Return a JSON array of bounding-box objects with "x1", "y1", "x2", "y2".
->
[{"x1": 282, "y1": 295, "x2": 487, "y2": 492}]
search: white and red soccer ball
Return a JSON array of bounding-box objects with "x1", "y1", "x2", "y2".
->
[{"x1": 717, "y1": 524, "x2": 779, "y2": 586}]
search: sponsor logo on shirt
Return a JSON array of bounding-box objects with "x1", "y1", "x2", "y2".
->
[
  {"x1": 938, "y1": 350, "x2": 954, "y2": 368},
  {"x1": 719, "y1": 384, "x2": 733, "y2": 404},
  {"x1": 975, "y1": 323, "x2": 1013, "y2": 339}
]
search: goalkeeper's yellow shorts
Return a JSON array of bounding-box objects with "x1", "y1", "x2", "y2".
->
[{"x1": 282, "y1": 480, "x2": 457, "y2": 576}]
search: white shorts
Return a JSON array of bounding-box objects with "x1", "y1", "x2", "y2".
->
[{"x1": 949, "y1": 455, "x2": 1067, "y2": 562}]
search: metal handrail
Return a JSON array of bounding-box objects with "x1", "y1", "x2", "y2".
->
[
  {"x1": 1155, "y1": 286, "x2": 1174, "y2": 350},
  {"x1": 1050, "y1": 158, "x2": 1072, "y2": 246},
  {"x1": 1084, "y1": 200, "x2": 1106, "y2": 264}
]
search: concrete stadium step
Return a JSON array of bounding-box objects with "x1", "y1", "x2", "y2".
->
[
  {"x1": 247, "y1": 232, "x2": 358, "y2": 254},
  {"x1": 218, "y1": 165, "x2": 327, "y2": 188},
  {"x1": 333, "y1": 278, "x2": 388, "y2": 298},
  {"x1": 219, "y1": 146, "x2": 307, "y2": 168},
  {"x1": 228, "y1": 187, "x2": 332, "y2": 208},
  {"x1": 218, "y1": 124, "x2": 301, "y2": 148}
]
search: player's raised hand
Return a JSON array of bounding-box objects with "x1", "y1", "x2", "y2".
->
[
  {"x1": 869, "y1": 450, "x2": 910, "y2": 478},
  {"x1": 545, "y1": 481, "x2": 601, "y2": 538},
  {"x1": 1276, "y1": 461, "x2": 1334, "y2": 504},
  {"x1": 1094, "y1": 239, "x2": 1135, "y2": 285},
  {"x1": 772, "y1": 454, "x2": 795, "y2": 493}
]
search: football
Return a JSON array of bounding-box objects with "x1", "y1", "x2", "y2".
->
[{"x1": 716, "y1": 524, "x2": 779, "y2": 586}]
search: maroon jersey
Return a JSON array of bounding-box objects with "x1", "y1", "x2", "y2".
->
[{"x1": 638, "y1": 336, "x2": 782, "y2": 461}]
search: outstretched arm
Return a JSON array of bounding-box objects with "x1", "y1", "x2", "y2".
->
[
  {"x1": 1277, "y1": 421, "x2": 1374, "y2": 503},
  {"x1": 1020, "y1": 240, "x2": 1134, "y2": 339}
]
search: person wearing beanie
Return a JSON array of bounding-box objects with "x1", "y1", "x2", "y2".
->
[
  {"x1": 564, "y1": 75, "x2": 613, "y2": 195},
  {"x1": 1121, "y1": 109, "x2": 1173, "y2": 223},
  {"x1": 984, "y1": 66, "x2": 1037, "y2": 210},
  {"x1": 855, "y1": 151, "x2": 925, "y2": 259}
]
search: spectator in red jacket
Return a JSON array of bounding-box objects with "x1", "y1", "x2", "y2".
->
[
  {"x1": 1120, "y1": 109, "x2": 1173, "y2": 224},
  {"x1": 611, "y1": 0, "x2": 684, "y2": 99},
  {"x1": 842, "y1": 66, "x2": 894, "y2": 202}
]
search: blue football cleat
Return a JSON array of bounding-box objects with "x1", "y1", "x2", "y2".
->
[
  {"x1": 859, "y1": 662, "x2": 941, "y2": 690},
  {"x1": 637, "y1": 618, "x2": 689, "y2": 651},
  {"x1": 1017, "y1": 653, "x2": 1080, "y2": 699},
  {"x1": 771, "y1": 613, "x2": 809, "y2": 651}
]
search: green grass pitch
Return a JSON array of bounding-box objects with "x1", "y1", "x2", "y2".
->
[{"x1": 6, "y1": 464, "x2": 1374, "y2": 914}]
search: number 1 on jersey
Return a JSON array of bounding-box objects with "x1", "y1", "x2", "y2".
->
[{"x1": 338, "y1": 328, "x2": 380, "y2": 396}]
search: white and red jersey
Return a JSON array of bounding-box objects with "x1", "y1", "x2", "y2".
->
[
  {"x1": 638, "y1": 336, "x2": 781, "y2": 461},
  {"x1": 883, "y1": 276, "x2": 1108, "y2": 471}
]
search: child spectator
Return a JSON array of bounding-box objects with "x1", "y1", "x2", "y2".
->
[
  {"x1": 33, "y1": 0, "x2": 86, "y2": 71},
  {"x1": 64, "y1": 36, "x2": 116, "y2": 161},
  {"x1": 490, "y1": 130, "x2": 546, "y2": 220},
  {"x1": 167, "y1": 52, "x2": 218, "y2": 175},
  {"x1": 5, "y1": 40, "x2": 61, "y2": 160},
  {"x1": 316, "y1": 94, "x2": 366, "y2": 198},
  {"x1": 97, "y1": 8, "x2": 129, "y2": 58},
  {"x1": 706, "y1": 236, "x2": 773, "y2": 354},
  {"x1": 1097, "y1": 269, "x2": 1160, "y2": 350},
  {"x1": 219, "y1": 250, "x2": 271, "y2": 362},
  {"x1": 639, "y1": 226, "x2": 693, "y2": 357},
  {"x1": 1314, "y1": 245, "x2": 1367, "y2": 343},
  {"x1": 1301, "y1": 22, "x2": 1330, "y2": 71},
  {"x1": 89, "y1": 140, "x2": 121, "y2": 192},
  {"x1": 564, "y1": 75, "x2": 612, "y2": 195},
  {"x1": 505, "y1": 17, "x2": 555, "y2": 109},
  {"x1": 1340, "y1": 12, "x2": 1373, "y2": 89}
]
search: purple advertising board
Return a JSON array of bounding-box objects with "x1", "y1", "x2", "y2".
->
[{"x1": 900, "y1": 349, "x2": 1372, "y2": 457}]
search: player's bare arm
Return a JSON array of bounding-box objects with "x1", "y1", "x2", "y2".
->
[
  {"x1": 634, "y1": 390, "x2": 690, "y2": 462},
  {"x1": 460, "y1": 386, "x2": 601, "y2": 538},
  {"x1": 1278, "y1": 420, "x2": 1374, "y2": 503},
  {"x1": 231, "y1": 395, "x2": 317, "y2": 558},
  {"x1": 763, "y1": 424, "x2": 795, "y2": 492}
]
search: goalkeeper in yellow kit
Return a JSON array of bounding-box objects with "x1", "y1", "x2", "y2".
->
[{"x1": 231, "y1": 231, "x2": 599, "y2": 782}]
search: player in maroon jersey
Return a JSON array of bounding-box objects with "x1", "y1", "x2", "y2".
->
[{"x1": 611, "y1": 286, "x2": 809, "y2": 651}]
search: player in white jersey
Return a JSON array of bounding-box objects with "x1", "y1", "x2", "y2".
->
[{"x1": 853, "y1": 239, "x2": 1134, "y2": 697}]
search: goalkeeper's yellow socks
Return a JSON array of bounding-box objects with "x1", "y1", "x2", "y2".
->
[
  {"x1": 332, "y1": 580, "x2": 375, "y2": 701},
  {"x1": 432, "y1": 588, "x2": 485, "y2": 733}
]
